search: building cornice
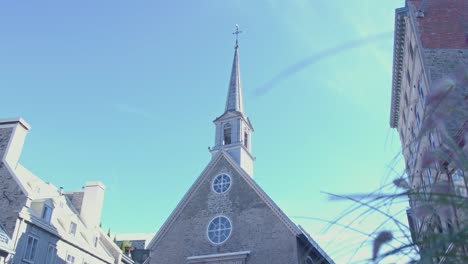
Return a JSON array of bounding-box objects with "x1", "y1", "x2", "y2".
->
[
  {"x1": 390, "y1": 7, "x2": 409, "y2": 128},
  {"x1": 187, "y1": 251, "x2": 250, "y2": 263},
  {"x1": 0, "y1": 117, "x2": 31, "y2": 131}
]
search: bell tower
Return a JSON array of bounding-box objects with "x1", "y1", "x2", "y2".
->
[{"x1": 210, "y1": 25, "x2": 255, "y2": 176}]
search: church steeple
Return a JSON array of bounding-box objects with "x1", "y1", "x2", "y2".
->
[
  {"x1": 210, "y1": 25, "x2": 255, "y2": 177},
  {"x1": 225, "y1": 38, "x2": 243, "y2": 113}
]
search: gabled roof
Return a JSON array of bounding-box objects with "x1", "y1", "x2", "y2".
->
[
  {"x1": 147, "y1": 151, "x2": 331, "y2": 261},
  {"x1": 147, "y1": 151, "x2": 300, "y2": 249},
  {"x1": 13, "y1": 164, "x2": 115, "y2": 263},
  {"x1": 213, "y1": 110, "x2": 254, "y2": 131}
]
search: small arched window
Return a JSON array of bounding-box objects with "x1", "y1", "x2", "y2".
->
[
  {"x1": 223, "y1": 124, "x2": 232, "y2": 145},
  {"x1": 244, "y1": 131, "x2": 249, "y2": 148}
]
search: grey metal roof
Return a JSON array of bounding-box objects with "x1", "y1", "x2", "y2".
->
[{"x1": 225, "y1": 45, "x2": 244, "y2": 113}]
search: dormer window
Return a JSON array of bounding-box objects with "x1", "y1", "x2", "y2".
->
[
  {"x1": 223, "y1": 124, "x2": 232, "y2": 145},
  {"x1": 69, "y1": 222, "x2": 77, "y2": 236},
  {"x1": 41, "y1": 204, "x2": 53, "y2": 223}
]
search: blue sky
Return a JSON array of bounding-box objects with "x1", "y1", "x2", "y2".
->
[{"x1": 1, "y1": 0, "x2": 407, "y2": 262}]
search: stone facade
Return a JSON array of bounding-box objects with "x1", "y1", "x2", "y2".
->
[
  {"x1": 148, "y1": 153, "x2": 329, "y2": 264},
  {"x1": 389, "y1": 0, "x2": 468, "y2": 261},
  {"x1": 0, "y1": 127, "x2": 28, "y2": 237}
]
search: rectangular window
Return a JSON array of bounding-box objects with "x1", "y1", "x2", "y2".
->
[
  {"x1": 415, "y1": 106, "x2": 421, "y2": 130},
  {"x1": 69, "y1": 222, "x2": 77, "y2": 236},
  {"x1": 23, "y1": 235, "x2": 39, "y2": 262},
  {"x1": 420, "y1": 174, "x2": 428, "y2": 199},
  {"x1": 93, "y1": 236, "x2": 99, "y2": 247},
  {"x1": 427, "y1": 169, "x2": 433, "y2": 185},
  {"x1": 429, "y1": 132, "x2": 436, "y2": 149},
  {"x1": 418, "y1": 79, "x2": 425, "y2": 107},
  {"x1": 46, "y1": 244, "x2": 57, "y2": 264},
  {"x1": 452, "y1": 170, "x2": 467, "y2": 197},
  {"x1": 411, "y1": 126, "x2": 419, "y2": 150},
  {"x1": 223, "y1": 127, "x2": 231, "y2": 145},
  {"x1": 409, "y1": 149, "x2": 415, "y2": 166},
  {"x1": 66, "y1": 254, "x2": 75, "y2": 264},
  {"x1": 244, "y1": 132, "x2": 249, "y2": 148},
  {"x1": 42, "y1": 205, "x2": 53, "y2": 223},
  {"x1": 409, "y1": 42, "x2": 414, "y2": 60},
  {"x1": 407, "y1": 68, "x2": 411, "y2": 85}
]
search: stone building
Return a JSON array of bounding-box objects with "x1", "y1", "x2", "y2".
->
[
  {"x1": 146, "y1": 36, "x2": 334, "y2": 264},
  {"x1": 389, "y1": 0, "x2": 467, "y2": 261},
  {"x1": 0, "y1": 118, "x2": 133, "y2": 264}
]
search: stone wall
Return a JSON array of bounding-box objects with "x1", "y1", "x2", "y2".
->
[
  {"x1": 150, "y1": 155, "x2": 300, "y2": 264},
  {"x1": 0, "y1": 127, "x2": 27, "y2": 237},
  {"x1": 423, "y1": 49, "x2": 468, "y2": 82},
  {"x1": 423, "y1": 48, "x2": 468, "y2": 138}
]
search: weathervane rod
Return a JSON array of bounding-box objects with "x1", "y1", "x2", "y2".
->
[{"x1": 232, "y1": 24, "x2": 243, "y2": 48}]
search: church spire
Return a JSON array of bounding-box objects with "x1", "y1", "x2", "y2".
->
[
  {"x1": 210, "y1": 25, "x2": 255, "y2": 177},
  {"x1": 225, "y1": 25, "x2": 244, "y2": 113}
]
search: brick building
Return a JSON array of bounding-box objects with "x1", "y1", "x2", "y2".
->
[
  {"x1": 389, "y1": 0, "x2": 468, "y2": 262},
  {"x1": 145, "y1": 34, "x2": 334, "y2": 264}
]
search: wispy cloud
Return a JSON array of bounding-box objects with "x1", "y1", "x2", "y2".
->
[{"x1": 254, "y1": 31, "x2": 393, "y2": 96}]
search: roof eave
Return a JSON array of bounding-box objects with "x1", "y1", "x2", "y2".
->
[{"x1": 390, "y1": 7, "x2": 409, "y2": 128}]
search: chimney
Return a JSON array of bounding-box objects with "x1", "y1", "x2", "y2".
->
[
  {"x1": 0, "y1": 118, "x2": 31, "y2": 168},
  {"x1": 80, "y1": 181, "x2": 106, "y2": 228}
]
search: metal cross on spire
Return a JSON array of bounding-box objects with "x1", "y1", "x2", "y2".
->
[{"x1": 232, "y1": 24, "x2": 243, "y2": 48}]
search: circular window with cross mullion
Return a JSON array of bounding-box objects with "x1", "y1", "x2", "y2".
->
[
  {"x1": 207, "y1": 216, "x2": 232, "y2": 244},
  {"x1": 212, "y1": 174, "x2": 231, "y2": 193}
]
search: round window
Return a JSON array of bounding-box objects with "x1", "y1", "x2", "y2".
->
[
  {"x1": 212, "y1": 174, "x2": 231, "y2": 193},
  {"x1": 207, "y1": 216, "x2": 232, "y2": 244}
]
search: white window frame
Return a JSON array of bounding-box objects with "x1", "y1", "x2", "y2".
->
[
  {"x1": 42, "y1": 204, "x2": 53, "y2": 223},
  {"x1": 206, "y1": 215, "x2": 232, "y2": 245},
  {"x1": 69, "y1": 222, "x2": 77, "y2": 236},
  {"x1": 212, "y1": 174, "x2": 232, "y2": 194},
  {"x1": 223, "y1": 123, "x2": 232, "y2": 145},
  {"x1": 23, "y1": 235, "x2": 39, "y2": 263}
]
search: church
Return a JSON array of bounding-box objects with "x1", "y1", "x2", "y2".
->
[{"x1": 146, "y1": 29, "x2": 334, "y2": 264}]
